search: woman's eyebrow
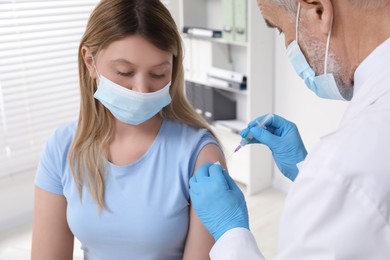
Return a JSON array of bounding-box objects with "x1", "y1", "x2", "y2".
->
[
  {"x1": 110, "y1": 59, "x2": 171, "y2": 67},
  {"x1": 152, "y1": 61, "x2": 172, "y2": 67},
  {"x1": 111, "y1": 58, "x2": 133, "y2": 64}
]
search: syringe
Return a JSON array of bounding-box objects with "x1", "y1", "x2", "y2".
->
[{"x1": 233, "y1": 114, "x2": 274, "y2": 153}]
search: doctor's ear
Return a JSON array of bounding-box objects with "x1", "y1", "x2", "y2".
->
[
  {"x1": 299, "y1": 0, "x2": 333, "y2": 35},
  {"x1": 81, "y1": 46, "x2": 98, "y2": 80}
]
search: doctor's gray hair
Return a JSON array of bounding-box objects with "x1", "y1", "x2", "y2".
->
[
  {"x1": 265, "y1": 0, "x2": 298, "y2": 20},
  {"x1": 272, "y1": 0, "x2": 298, "y2": 14}
]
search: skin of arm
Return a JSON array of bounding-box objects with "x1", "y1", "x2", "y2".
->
[
  {"x1": 31, "y1": 187, "x2": 74, "y2": 260},
  {"x1": 183, "y1": 143, "x2": 227, "y2": 260}
]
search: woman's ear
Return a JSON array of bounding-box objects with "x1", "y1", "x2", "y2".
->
[
  {"x1": 300, "y1": 0, "x2": 334, "y2": 35},
  {"x1": 81, "y1": 46, "x2": 98, "y2": 80}
]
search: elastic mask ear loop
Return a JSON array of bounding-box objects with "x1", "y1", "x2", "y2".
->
[
  {"x1": 296, "y1": 3, "x2": 301, "y2": 42},
  {"x1": 91, "y1": 55, "x2": 102, "y2": 90},
  {"x1": 323, "y1": 16, "x2": 333, "y2": 75},
  {"x1": 91, "y1": 55, "x2": 101, "y2": 79}
]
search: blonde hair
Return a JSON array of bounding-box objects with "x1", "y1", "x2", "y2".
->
[{"x1": 69, "y1": 0, "x2": 218, "y2": 210}]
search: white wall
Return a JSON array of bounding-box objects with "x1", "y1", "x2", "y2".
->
[{"x1": 272, "y1": 32, "x2": 348, "y2": 192}]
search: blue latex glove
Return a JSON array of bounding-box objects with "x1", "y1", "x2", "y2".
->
[
  {"x1": 189, "y1": 163, "x2": 249, "y2": 241},
  {"x1": 241, "y1": 114, "x2": 307, "y2": 181}
]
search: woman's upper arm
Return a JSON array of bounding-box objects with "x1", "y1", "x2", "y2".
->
[
  {"x1": 183, "y1": 143, "x2": 226, "y2": 260},
  {"x1": 31, "y1": 186, "x2": 74, "y2": 260}
]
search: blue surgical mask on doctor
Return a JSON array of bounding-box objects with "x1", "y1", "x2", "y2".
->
[
  {"x1": 91, "y1": 57, "x2": 172, "y2": 125},
  {"x1": 286, "y1": 4, "x2": 345, "y2": 101}
]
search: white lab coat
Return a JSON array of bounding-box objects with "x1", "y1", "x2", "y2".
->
[{"x1": 210, "y1": 38, "x2": 390, "y2": 260}]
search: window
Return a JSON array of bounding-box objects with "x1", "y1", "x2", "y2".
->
[{"x1": 0, "y1": 0, "x2": 98, "y2": 179}]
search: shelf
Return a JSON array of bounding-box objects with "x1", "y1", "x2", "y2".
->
[
  {"x1": 182, "y1": 34, "x2": 248, "y2": 48},
  {"x1": 206, "y1": 83, "x2": 247, "y2": 95},
  {"x1": 172, "y1": 0, "x2": 275, "y2": 195},
  {"x1": 185, "y1": 77, "x2": 247, "y2": 95}
]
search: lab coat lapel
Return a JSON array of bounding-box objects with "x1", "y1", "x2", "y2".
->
[{"x1": 340, "y1": 56, "x2": 390, "y2": 128}]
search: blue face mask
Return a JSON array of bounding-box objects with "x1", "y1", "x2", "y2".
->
[
  {"x1": 286, "y1": 4, "x2": 345, "y2": 101},
  {"x1": 92, "y1": 59, "x2": 172, "y2": 125}
]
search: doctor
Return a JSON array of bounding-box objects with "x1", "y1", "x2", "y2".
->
[{"x1": 190, "y1": 0, "x2": 390, "y2": 259}]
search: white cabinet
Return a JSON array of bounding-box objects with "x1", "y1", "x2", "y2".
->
[{"x1": 166, "y1": 0, "x2": 275, "y2": 195}]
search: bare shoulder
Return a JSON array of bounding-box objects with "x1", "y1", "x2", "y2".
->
[{"x1": 194, "y1": 143, "x2": 227, "y2": 174}]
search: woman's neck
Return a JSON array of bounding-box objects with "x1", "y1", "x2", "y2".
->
[
  {"x1": 107, "y1": 116, "x2": 164, "y2": 166},
  {"x1": 113, "y1": 115, "x2": 163, "y2": 139}
]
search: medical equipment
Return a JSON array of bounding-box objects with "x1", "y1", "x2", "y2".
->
[
  {"x1": 286, "y1": 4, "x2": 345, "y2": 101},
  {"x1": 92, "y1": 57, "x2": 172, "y2": 125},
  {"x1": 190, "y1": 162, "x2": 249, "y2": 241},
  {"x1": 233, "y1": 114, "x2": 274, "y2": 153}
]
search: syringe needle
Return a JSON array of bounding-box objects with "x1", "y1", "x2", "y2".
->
[
  {"x1": 225, "y1": 151, "x2": 235, "y2": 161},
  {"x1": 232, "y1": 114, "x2": 274, "y2": 154}
]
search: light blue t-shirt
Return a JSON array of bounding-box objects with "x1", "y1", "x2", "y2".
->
[{"x1": 35, "y1": 119, "x2": 219, "y2": 260}]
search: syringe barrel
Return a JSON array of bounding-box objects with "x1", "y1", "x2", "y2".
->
[
  {"x1": 256, "y1": 114, "x2": 273, "y2": 128},
  {"x1": 238, "y1": 114, "x2": 273, "y2": 149},
  {"x1": 240, "y1": 133, "x2": 253, "y2": 146}
]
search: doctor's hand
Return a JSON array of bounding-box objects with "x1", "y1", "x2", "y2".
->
[
  {"x1": 189, "y1": 163, "x2": 249, "y2": 241},
  {"x1": 241, "y1": 114, "x2": 307, "y2": 181}
]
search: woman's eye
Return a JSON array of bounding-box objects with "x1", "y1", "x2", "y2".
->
[
  {"x1": 117, "y1": 71, "x2": 134, "y2": 77},
  {"x1": 151, "y1": 74, "x2": 165, "y2": 79}
]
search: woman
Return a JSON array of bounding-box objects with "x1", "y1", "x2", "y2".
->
[{"x1": 31, "y1": 0, "x2": 226, "y2": 259}]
